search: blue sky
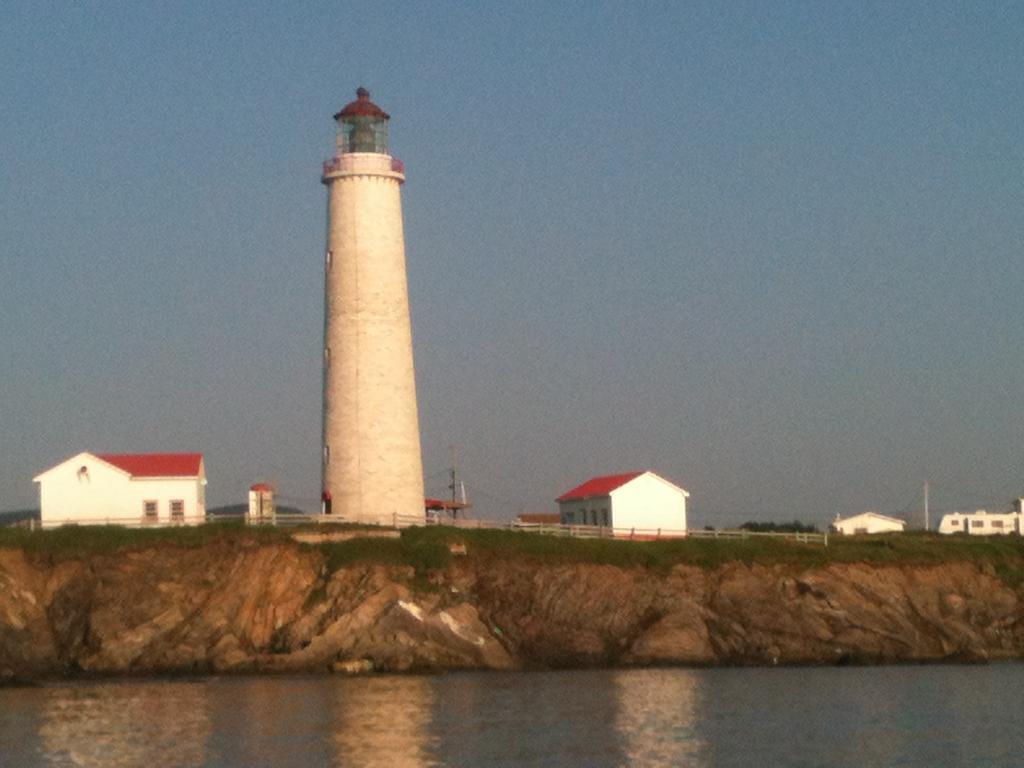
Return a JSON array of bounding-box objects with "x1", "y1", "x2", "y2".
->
[{"x1": 2, "y1": 2, "x2": 1022, "y2": 526}]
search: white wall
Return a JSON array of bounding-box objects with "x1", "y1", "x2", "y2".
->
[
  {"x1": 247, "y1": 489, "x2": 275, "y2": 523},
  {"x1": 36, "y1": 453, "x2": 205, "y2": 527},
  {"x1": 609, "y1": 473, "x2": 687, "y2": 533},
  {"x1": 939, "y1": 511, "x2": 1021, "y2": 536},
  {"x1": 322, "y1": 155, "x2": 425, "y2": 527},
  {"x1": 833, "y1": 514, "x2": 905, "y2": 535}
]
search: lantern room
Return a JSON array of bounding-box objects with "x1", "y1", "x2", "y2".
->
[{"x1": 333, "y1": 87, "x2": 390, "y2": 154}]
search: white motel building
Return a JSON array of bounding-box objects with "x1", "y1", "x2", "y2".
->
[
  {"x1": 33, "y1": 452, "x2": 207, "y2": 527},
  {"x1": 556, "y1": 471, "x2": 688, "y2": 535}
]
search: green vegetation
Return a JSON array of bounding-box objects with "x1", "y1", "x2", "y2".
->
[
  {"x1": 0, "y1": 520, "x2": 291, "y2": 560},
  {"x1": 740, "y1": 520, "x2": 820, "y2": 534},
  {"x1": 3, "y1": 522, "x2": 1024, "y2": 587},
  {"x1": 319, "y1": 530, "x2": 451, "y2": 577},
  {"x1": 319, "y1": 526, "x2": 1024, "y2": 583}
]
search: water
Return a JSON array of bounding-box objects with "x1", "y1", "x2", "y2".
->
[{"x1": 1, "y1": 665, "x2": 1021, "y2": 767}]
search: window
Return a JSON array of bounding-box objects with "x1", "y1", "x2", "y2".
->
[
  {"x1": 143, "y1": 500, "x2": 158, "y2": 523},
  {"x1": 324, "y1": 347, "x2": 330, "y2": 365},
  {"x1": 974, "y1": 520, "x2": 984, "y2": 528},
  {"x1": 950, "y1": 519, "x2": 960, "y2": 526},
  {"x1": 325, "y1": 250, "x2": 333, "y2": 270},
  {"x1": 323, "y1": 445, "x2": 330, "y2": 464},
  {"x1": 590, "y1": 510, "x2": 598, "y2": 526},
  {"x1": 601, "y1": 508, "x2": 610, "y2": 526},
  {"x1": 170, "y1": 500, "x2": 184, "y2": 523},
  {"x1": 854, "y1": 527, "x2": 868, "y2": 535},
  {"x1": 992, "y1": 520, "x2": 1004, "y2": 529}
]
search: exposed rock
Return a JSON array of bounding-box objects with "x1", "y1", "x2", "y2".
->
[
  {"x1": 0, "y1": 540, "x2": 1022, "y2": 679},
  {"x1": 0, "y1": 550, "x2": 59, "y2": 677},
  {"x1": 291, "y1": 530, "x2": 400, "y2": 545},
  {"x1": 331, "y1": 658, "x2": 374, "y2": 674}
]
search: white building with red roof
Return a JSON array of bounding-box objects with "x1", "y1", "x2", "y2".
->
[
  {"x1": 33, "y1": 451, "x2": 206, "y2": 527},
  {"x1": 556, "y1": 471, "x2": 688, "y2": 535}
]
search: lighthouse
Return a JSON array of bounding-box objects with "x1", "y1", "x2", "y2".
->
[{"x1": 320, "y1": 88, "x2": 425, "y2": 527}]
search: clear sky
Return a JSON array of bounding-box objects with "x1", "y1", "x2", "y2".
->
[{"x1": 2, "y1": 2, "x2": 1022, "y2": 527}]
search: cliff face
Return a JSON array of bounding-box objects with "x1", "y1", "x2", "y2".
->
[{"x1": 1, "y1": 541, "x2": 1022, "y2": 679}]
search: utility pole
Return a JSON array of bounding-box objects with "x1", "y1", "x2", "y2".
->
[
  {"x1": 449, "y1": 445, "x2": 459, "y2": 519},
  {"x1": 924, "y1": 481, "x2": 930, "y2": 532}
]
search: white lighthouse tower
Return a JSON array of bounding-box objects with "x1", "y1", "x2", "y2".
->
[{"x1": 320, "y1": 88, "x2": 425, "y2": 527}]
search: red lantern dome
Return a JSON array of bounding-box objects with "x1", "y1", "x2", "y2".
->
[
  {"x1": 333, "y1": 87, "x2": 390, "y2": 121},
  {"x1": 332, "y1": 87, "x2": 391, "y2": 154}
]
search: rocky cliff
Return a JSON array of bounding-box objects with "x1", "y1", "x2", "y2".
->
[{"x1": 1, "y1": 539, "x2": 1022, "y2": 680}]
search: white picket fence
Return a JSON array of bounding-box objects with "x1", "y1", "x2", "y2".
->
[
  {"x1": 225, "y1": 512, "x2": 828, "y2": 545},
  {"x1": 435, "y1": 517, "x2": 827, "y2": 545},
  {"x1": 28, "y1": 516, "x2": 205, "y2": 531},
  {"x1": 25, "y1": 512, "x2": 828, "y2": 546}
]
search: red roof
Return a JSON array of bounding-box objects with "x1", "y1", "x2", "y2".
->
[
  {"x1": 333, "y1": 87, "x2": 390, "y2": 121},
  {"x1": 556, "y1": 472, "x2": 645, "y2": 502},
  {"x1": 425, "y1": 497, "x2": 470, "y2": 511},
  {"x1": 250, "y1": 483, "x2": 274, "y2": 492},
  {"x1": 98, "y1": 453, "x2": 203, "y2": 478}
]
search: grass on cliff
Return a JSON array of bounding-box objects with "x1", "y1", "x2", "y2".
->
[
  {"x1": 316, "y1": 526, "x2": 1024, "y2": 585},
  {"x1": 0, "y1": 520, "x2": 292, "y2": 560},
  {"x1": 5, "y1": 522, "x2": 1024, "y2": 586}
]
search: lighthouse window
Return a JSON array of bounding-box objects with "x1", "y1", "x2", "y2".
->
[
  {"x1": 325, "y1": 250, "x2": 333, "y2": 270},
  {"x1": 323, "y1": 445, "x2": 330, "y2": 464},
  {"x1": 324, "y1": 347, "x2": 330, "y2": 364}
]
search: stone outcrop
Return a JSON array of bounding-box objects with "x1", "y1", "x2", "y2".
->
[{"x1": 1, "y1": 541, "x2": 1022, "y2": 680}]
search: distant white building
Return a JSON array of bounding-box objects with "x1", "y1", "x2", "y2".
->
[
  {"x1": 247, "y1": 482, "x2": 275, "y2": 524},
  {"x1": 939, "y1": 510, "x2": 1021, "y2": 536},
  {"x1": 832, "y1": 512, "x2": 907, "y2": 536},
  {"x1": 556, "y1": 471, "x2": 688, "y2": 535},
  {"x1": 33, "y1": 452, "x2": 206, "y2": 527}
]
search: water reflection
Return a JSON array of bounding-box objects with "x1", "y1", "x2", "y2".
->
[
  {"x1": 3, "y1": 666, "x2": 1021, "y2": 767},
  {"x1": 331, "y1": 675, "x2": 437, "y2": 767},
  {"x1": 614, "y1": 668, "x2": 707, "y2": 767},
  {"x1": 203, "y1": 677, "x2": 335, "y2": 766},
  {"x1": 429, "y1": 670, "x2": 626, "y2": 765},
  {"x1": 38, "y1": 681, "x2": 210, "y2": 767}
]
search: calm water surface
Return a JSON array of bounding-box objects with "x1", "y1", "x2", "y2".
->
[{"x1": 1, "y1": 665, "x2": 1021, "y2": 767}]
